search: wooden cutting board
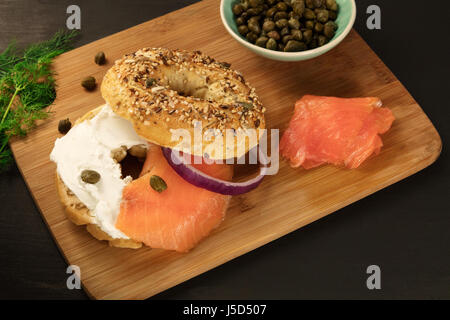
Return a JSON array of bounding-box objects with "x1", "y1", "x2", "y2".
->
[{"x1": 10, "y1": 0, "x2": 441, "y2": 299}]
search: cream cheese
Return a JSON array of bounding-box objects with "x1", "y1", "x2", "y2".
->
[{"x1": 50, "y1": 104, "x2": 148, "y2": 239}]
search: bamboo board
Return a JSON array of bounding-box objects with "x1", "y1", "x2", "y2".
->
[{"x1": 9, "y1": 0, "x2": 441, "y2": 299}]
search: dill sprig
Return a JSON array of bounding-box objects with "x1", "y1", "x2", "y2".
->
[{"x1": 0, "y1": 30, "x2": 78, "y2": 172}]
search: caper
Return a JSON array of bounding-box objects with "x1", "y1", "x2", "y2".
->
[
  {"x1": 238, "y1": 25, "x2": 249, "y2": 36},
  {"x1": 262, "y1": 20, "x2": 276, "y2": 32},
  {"x1": 247, "y1": 7, "x2": 262, "y2": 16},
  {"x1": 309, "y1": 38, "x2": 318, "y2": 49},
  {"x1": 284, "y1": 40, "x2": 307, "y2": 52},
  {"x1": 327, "y1": 20, "x2": 338, "y2": 30},
  {"x1": 267, "y1": 0, "x2": 277, "y2": 5},
  {"x1": 280, "y1": 27, "x2": 290, "y2": 36},
  {"x1": 240, "y1": 11, "x2": 249, "y2": 21},
  {"x1": 313, "y1": 0, "x2": 324, "y2": 8},
  {"x1": 304, "y1": 8, "x2": 315, "y2": 19},
  {"x1": 326, "y1": 0, "x2": 338, "y2": 11},
  {"x1": 248, "y1": 15, "x2": 261, "y2": 24},
  {"x1": 276, "y1": 2, "x2": 288, "y2": 11},
  {"x1": 288, "y1": 17, "x2": 301, "y2": 29},
  {"x1": 94, "y1": 51, "x2": 106, "y2": 65},
  {"x1": 274, "y1": 11, "x2": 289, "y2": 21},
  {"x1": 328, "y1": 10, "x2": 337, "y2": 20},
  {"x1": 129, "y1": 144, "x2": 147, "y2": 158},
  {"x1": 316, "y1": 9, "x2": 329, "y2": 23},
  {"x1": 318, "y1": 35, "x2": 328, "y2": 46},
  {"x1": 255, "y1": 36, "x2": 269, "y2": 47},
  {"x1": 275, "y1": 18, "x2": 289, "y2": 29},
  {"x1": 248, "y1": 21, "x2": 261, "y2": 34},
  {"x1": 303, "y1": 29, "x2": 313, "y2": 43},
  {"x1": 267, "y1": 30, "x2": 281, "y2": 40},
  {"x1": 282, "y1": 34, "x2": 294, "y2": 44},
  {"x1": 111, "y1": 146, "x2": 127, "y2": 162},
  {"x1": 305, "y1": 20, "x2": 314, "y2": 29},
  {"x1": 291, "y1": 29, "x2": 303, "y2": 41},
  {"x1": 266, "y1": 37, "x2": 278, "y2": 50},
  {"x1": 323, "y1": 21, "x2": 337, "y2": 38},
  {"x1": 298, "y1": 42, "x2": 308, "y2": 51},
  {"x1": 256, "y1": 3, "x2": 265, "y2": 11},
  {"x1": 232, "y1": 3, "x2": 244, "y2": 15},
  {"x1": 236, "y1": 16, "x2": 245, "y2": 25},
  {"x1": 266, "y1": 7, "x2": 277, "y2": 18},
  {"x1": 58, "y1": 118, "x2": 71, "y2": 134},
  {"x1": 246, "y1": 32, "x2": 258, "y2": 43},
  {"x1": 314, "y1": 22, "x2": 324, "y2": 33},
  {"x1": 150, "y1": 175, "x2": 167, "y2": 193},
  {"x1": 248, "y1": 17, "x2": 261, "y2": 28},
  {"x1": 278, "y1": 43, "x2": 285, "y2": 51},
  {"x1": 289, "y1": 11, "x2": 301, "y2": 20},
  {"x1": 81, "y1": 170, "x2": 101, "y2": 184},
  {"x1": 249, "y1": 0, "x2": 262, "y2": 8},
  {"x1": 292, "y1": 0, "x2": 306, "y2": 16},
  {"x1": 248, "y1": 0, "x2": 257, "y2": 8},
  {"x1": 305, "y1": 0, "x2": 314, "y2": 9},
  {"x1": 81, "y1": 76, "x2": 96, "y2": 91},
  {"x1": 241, "y1": 0, "x2": 250, "y2": 10}
]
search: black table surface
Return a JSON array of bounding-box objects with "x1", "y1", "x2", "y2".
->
[{"x1": 0, "y1": 0, "x2": 448, "y2": 300}]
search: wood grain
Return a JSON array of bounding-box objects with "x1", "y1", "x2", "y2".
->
[{"x1": 9, "y1": 0, "x2": 441, "y2": 299}]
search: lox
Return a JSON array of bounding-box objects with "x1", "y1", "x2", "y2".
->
[{"x1": 280, "y1": 95, "x2": 395, "y2": 169}]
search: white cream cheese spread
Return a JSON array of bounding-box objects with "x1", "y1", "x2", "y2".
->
[{"x1": 50, "y1": 104, "x2": 148, "y2": 239}]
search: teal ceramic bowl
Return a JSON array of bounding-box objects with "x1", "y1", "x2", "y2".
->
[{"x1": 220, "y1": 0, "x2": 356, "y2": 62}]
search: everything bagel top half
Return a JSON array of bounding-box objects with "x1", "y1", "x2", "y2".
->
[{"x1": 101, "y1": 48, "x2": 266, "y2": 159}]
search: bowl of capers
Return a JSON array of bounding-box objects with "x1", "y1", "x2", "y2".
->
[{"x1": 220, "y1": 0, "x2": 356, "y2": 61}]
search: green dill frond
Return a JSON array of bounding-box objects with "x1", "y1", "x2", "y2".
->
[
  {"x1": 0, "y1": 41, "x2": 19, "y2": 77},
  {"x1": 23, "y1": 30, "x2": 78, "y2": 63},
  {"x1": 0, "y1": 30, "x2": 78, "y2": 172}
]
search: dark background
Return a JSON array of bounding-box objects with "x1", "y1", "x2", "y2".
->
[{"x1": 0, "y1": 0, "x2": 448, "y2": 299}]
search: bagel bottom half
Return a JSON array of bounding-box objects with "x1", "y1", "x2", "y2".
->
[{"x1": 55, "y1": 106, "x2": 142, "y2": 249}]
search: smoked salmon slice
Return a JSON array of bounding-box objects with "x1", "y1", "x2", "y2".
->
[
  {"x1": 280, "y1": 95, "x2": 395, "y2": 169},
  {"x1": 116, "y1": 144, "x2": 233, "y2": 252}
]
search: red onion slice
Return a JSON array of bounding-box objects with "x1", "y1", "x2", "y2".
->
[{"x1": 162, "y1": 147, "x2": 267, "y2": 195}]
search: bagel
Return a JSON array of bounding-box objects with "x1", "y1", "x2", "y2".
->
[
  {"x1": 101, "y1": 48, "x2": 266, "y2": 160},
  {"x1": 51, "y1": 48, "x2": 264, "y2": 250},
  {"x1": 54, "y1": 106, "x2": 142, "y2": 249}
]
